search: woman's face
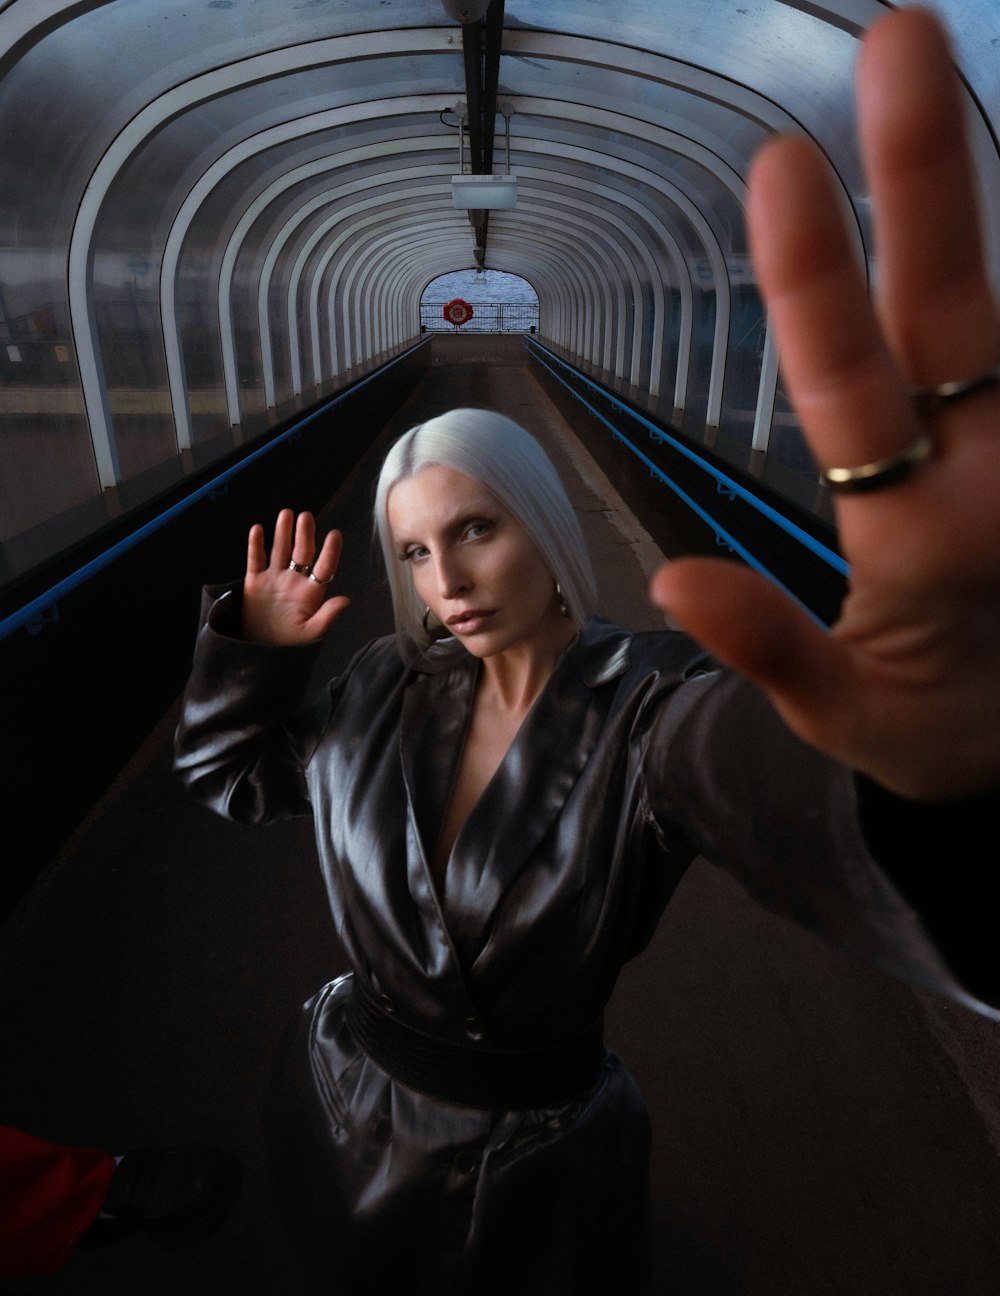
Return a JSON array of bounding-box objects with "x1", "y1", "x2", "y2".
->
[{"x1": 386, "y1": 464, "x2": 566, "y2": 659}]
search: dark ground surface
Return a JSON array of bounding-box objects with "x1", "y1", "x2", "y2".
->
[{"x1": 3, "y1": 337, "x2": 1000, "y2": 1294}]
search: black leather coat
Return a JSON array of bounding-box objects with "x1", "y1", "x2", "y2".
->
[{"x1": 174, "y1": 585, "x2": 978, "y2": 1295}]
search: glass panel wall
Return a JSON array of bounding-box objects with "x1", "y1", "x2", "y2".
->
[{"x1": 1, "y1": 0, "x2": 997, "y2": 594}]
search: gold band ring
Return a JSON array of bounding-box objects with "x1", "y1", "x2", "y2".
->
[
  {"x1": 822, "y1": 433, "x2": 933, "y2": 495},
  {"x1": 823, "y1": 363, "x2": 999, "y2": 494}
]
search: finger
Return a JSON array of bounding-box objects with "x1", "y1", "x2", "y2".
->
[
  {"x1": 269, "y1": 509, "x2": 295, "y2": 570},
  {"x1": 246, "y1": 523, "x2": 266, "y2": 576},
  {"x1": 650, "y1": 558, "x2": 850, "y2": 746},
  {"x1": 858, "y1": 9, "x2": 1000, "y2": 383},
  {"x1": 310, "y1": 529, "x2": 344, "y2": 585},
  {"x1": 747, "y1": 134, "x2": 917, "y2": 475},
  {"x1": 291, "y1": 511, "x2": 317, "y2": 570}
]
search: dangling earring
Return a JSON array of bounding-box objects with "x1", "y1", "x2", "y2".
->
[
  {"x1": 422, "y1": 605, "x2": 450, "y2": 641},
  {"x1": 555, "y1": 582, "x2": 570, "y2": 618}
]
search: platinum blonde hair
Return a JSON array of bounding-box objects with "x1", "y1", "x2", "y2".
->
[{"x1": 374, "y1": 408, "x2": 598, "y2": 646}]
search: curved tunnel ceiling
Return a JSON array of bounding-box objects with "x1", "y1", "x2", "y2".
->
[{"x1": 0, "y1": 0, "x2": 997, "y2": 528}]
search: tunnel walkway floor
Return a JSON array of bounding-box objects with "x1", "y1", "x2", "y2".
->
[{"x1": 2, "y1": 336, "x2": 999, "y2": 1295}]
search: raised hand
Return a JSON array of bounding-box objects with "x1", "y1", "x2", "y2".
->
[
  {"x1": 241, "y1": 509, "x2": 350, "y2": 645},
  {"x1": 651, "y1": 9, "x2": 1000, "y2": 801}
]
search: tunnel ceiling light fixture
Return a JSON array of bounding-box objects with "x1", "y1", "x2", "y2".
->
[
  {"x1": 451, "y1": 174, "x2": 518, "y2": 208},
  {"x1": 451, "y1": 99, "x2": 517, "y2": 209}
]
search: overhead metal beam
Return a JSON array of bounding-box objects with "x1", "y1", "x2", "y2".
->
[
  {"x1": 461, "y1": 18, "x2": 484, "y2": 176},
  {"x1": 478, "y1": 0, "x2": 506, "y2": 262},
  {"x1": 456, "y1": 0, "x2": 505, "y2": 265},
  {"x1": 482, "y1": 0, "x2": 504, "y2": 178}
]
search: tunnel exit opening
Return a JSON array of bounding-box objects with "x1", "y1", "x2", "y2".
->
[{"x1": 419, "y1": 269, "x2": 539, "y2": 334}]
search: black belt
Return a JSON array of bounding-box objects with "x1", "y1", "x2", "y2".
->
[{"x1": 345, "y1": 982, "x2": 605, "y2": 1110}]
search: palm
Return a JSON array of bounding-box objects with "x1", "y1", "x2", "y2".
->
[
  {"x1": 652, "y1": 10, "x2": 1000, "y2": 800},
  {"x1": 242, "y1": 509, "x2": 350, "y2": 646}
]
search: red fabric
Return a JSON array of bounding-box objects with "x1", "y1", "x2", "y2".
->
[{"x1": 0, "y1": 1125, "x2": 116, "y2": 1278}]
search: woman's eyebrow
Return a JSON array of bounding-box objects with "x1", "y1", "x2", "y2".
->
[{"x1": 394, "y1": 507, "x2": 498, "y2": 549}]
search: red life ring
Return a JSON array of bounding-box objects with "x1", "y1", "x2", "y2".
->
[{"x1": 443, "y1": 298, "x2": 473, "y2": 326}]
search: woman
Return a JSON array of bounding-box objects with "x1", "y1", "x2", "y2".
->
[{"x1": 174, "y1": 10, "x2": 999, "y2": 1293}]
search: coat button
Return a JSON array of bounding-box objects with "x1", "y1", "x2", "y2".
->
[
  {"x1": 378, "y1": 993, "x2": 395, "y2": 1014},
  {"x1": 372, "y1": 1117, "x2": 393, "y2": 1145},
  {"x1": 463, "y1": 1016, "x2": 485, "y2": 1042},
  {"x1": 453, "y1": 1150, "x2": 478, "y2": 1175}
]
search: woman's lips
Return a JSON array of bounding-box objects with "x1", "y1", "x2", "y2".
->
[{"x1": 447, "y1": 609, "x2": 496, "y2": 634}]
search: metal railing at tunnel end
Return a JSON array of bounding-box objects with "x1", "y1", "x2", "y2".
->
[{"x1": 419, "y1": 302, "x2": 539, "y2": 334}]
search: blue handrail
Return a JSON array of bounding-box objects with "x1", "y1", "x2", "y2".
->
[
  {"x1": 0, "y1": 337, "x2": 431, "y2": 642},
  {"x1": 525, "y1": 338, "x2": 844, "y2": 627},
  {"x1": 526, "y1": 337, "x2": 846, "y2": 577}
]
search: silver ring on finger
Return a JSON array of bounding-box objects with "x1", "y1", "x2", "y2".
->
[
  {"x1": 308, "y1": 572, "x2": 334, "y2": 586},
  {"x1": 911, "y1": 363, "x2": 1000, "y2": 418},
  {"x1": 288, "y1": 559, "x2": 311, "y2": 575}
]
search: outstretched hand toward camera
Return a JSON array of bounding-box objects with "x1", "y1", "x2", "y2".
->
[
  {"x1": 241, "y1": 509, "x2": 350, "y2": 645},
  {"x1": 651, "y1": 8, "x2": 1000, "y2": 801}
]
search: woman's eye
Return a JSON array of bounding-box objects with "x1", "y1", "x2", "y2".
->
[
  {"x1": 464, "y1": 519, "x2": 492, "y2": 540},
  {"x1": 399, "y1": 545, "x2": 428, "y2": 562}
]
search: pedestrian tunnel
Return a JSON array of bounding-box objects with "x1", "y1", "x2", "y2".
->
[
  {"x1": 3, "y1": 4, "x2": 1000, "y2": 1293},
  {"x1": 3, "y1": 0, "x2": 999, "y2": 599}
]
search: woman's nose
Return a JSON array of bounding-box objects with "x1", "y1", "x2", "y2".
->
[{"x1": 434, "y1": 553, "x2": 470, "y2": 600}]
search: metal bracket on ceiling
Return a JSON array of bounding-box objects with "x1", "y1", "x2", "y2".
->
[{"x1": 440, "y1": 0, "x2": 491, "y2": 21}]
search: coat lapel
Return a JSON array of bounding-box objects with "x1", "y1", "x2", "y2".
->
[
  {"x1": 399, "y1": 641, "x2": 478, "y2": 877},
  {"x1": 401, "y1": 619, "x2": 633, "y2": 969}
]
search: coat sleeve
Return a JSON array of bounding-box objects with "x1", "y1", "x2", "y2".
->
[
  {"x1": 172, "y1": 582, "x2": 372, "y2": 826},
  {"x1": 639, "y1": 666, "x2": 1000, "y2": 1019}
]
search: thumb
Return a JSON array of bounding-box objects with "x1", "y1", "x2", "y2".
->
[
  {"x1": 304, "y1": 595, "x2": 351, "y2": 640},
  {"x1": 650, "y1": 557, "x2": 851, "y2": 742}
]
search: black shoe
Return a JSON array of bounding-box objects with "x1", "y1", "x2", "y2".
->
[{"x1": 81, "y1": 1146, "x2": 241, "y2": 1247}]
